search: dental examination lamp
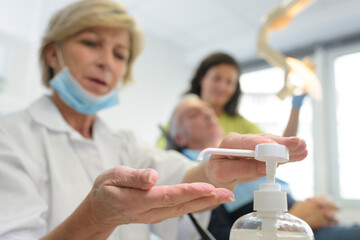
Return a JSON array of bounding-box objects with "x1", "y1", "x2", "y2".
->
[{"x1": 257, "y1": 0, "x2": 322, "y2": 101}]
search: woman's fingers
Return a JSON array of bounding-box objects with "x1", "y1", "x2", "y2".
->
[
  {"x1": 113, "y1": 182, "x2": 234, "y2": 211},
  {"x1": 219, "y1": 132, "x2": 276, "y2": 150},
  {"x1": 95, "y1": 166, "x2": 158, "y2": 190},
  {"x1": 99, "y1": 182, "x2": 234, "y2": 225},
  {"x1": 91, "y1": 167, "x2": 235, "y2": 226},
  {"x1": 219, "y1": 133, "x2": 308, "y2": 162},
  {"x1": 207, "y1": 157, "x2": 266, "y2": 183},
  {"x1": 140, "y1": 183, "x2": 234, "y2": 209},
  {"x1": 261, "y1": 134, "x2": 308, "y2": 161},
  {"x1": 141, "y1": 188, "x2": 234, "y2": 224}
]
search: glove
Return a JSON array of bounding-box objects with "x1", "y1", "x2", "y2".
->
[{"x1": 292, "y1": 94, "x2": 307, "y2": 109}]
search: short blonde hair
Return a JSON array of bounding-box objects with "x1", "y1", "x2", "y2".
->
[{"x1": 39, "y1": 0, "x2": 144, "y2": 87}]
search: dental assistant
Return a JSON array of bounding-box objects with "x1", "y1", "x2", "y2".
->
[{"x1": 0, "y1": 1, "x2": 308, "y2": 240}]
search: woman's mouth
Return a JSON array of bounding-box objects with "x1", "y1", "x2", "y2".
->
[{"x1": 88, "y1": 77, "x2": 106, "y2": 86}]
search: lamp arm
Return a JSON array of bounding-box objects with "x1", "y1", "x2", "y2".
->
[
  {"x1": 276, "y1": 70, "x2": 296, "y2": 100},
  {"x1": 257, "y1": 29, "x2": 290, "y2": 72},
  {"x1": 256, "y1": 0, "x2": 318, "y2": 101}
]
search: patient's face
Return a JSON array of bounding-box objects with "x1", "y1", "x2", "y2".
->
[{"x1": 178, "y1": 101, "x2": 222, "y2": 146}]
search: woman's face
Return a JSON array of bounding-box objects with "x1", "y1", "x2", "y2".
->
[
  {"x1": 200, "y1": 63, "x2": 238, "y2": 109},
  {"x1": 56, "y1": 27, "x2": 130, "y2": 96}
]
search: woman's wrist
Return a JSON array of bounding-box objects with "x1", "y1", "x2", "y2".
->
[{"x1": 42, "y1": 195, "x2": 116, "y2": 240}]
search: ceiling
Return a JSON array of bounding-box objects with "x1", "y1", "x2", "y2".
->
[{"x1": 118, "y1": 0, "x2": 360, "y2": 66}]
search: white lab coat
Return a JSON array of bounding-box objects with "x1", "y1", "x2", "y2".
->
[{"x1": 0, "y1": 96, "x2": 205, "y2": 240}]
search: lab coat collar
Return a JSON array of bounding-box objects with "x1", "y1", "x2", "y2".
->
[{"x1": 27, "y1": 95, "x2": 107, "y2": 140}]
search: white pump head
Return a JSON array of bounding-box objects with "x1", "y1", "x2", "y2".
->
[{"x1": 255, "y1": 144, "x2": 288, "y2": 183}]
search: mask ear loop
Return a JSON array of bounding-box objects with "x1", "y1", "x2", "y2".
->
[{"x1": 55, "y1": 43, "x2": 66, "y2": 70}]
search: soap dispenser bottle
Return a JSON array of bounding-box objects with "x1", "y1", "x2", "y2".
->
[{"x1": 197, "y1": 143, "x2": 314, "y2": 240}]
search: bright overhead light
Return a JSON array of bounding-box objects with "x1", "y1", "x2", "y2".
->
[{"x1": 257, "y1": 0, "x2": 322, "y2": 101}]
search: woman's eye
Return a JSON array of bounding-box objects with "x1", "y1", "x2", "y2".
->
[
  {"x1": 114, "y1": 52, "x2": 126, "y2": 61},
  {"x1": 213, "y1": 76, "x2": 221, "y2": 82},
  {"x1": 81, "y1": 40, "x2": 98, "y2": 47},
  {"x1": 226, "y1": 79, "x2": 234, "y2": 86}
]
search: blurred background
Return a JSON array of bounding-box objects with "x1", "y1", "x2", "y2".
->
[{"x1": 1, "y1": 0, "x2": 360, "y2": 223}]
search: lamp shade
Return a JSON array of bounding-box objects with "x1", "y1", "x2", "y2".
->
[
  {"x1": 286, "y1": 57, "x2": 322, "y2": 100},
  {"x1": 257, "y1": 0, "x2": 322, "y2": 101}
]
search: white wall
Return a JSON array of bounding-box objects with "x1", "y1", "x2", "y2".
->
[{"x1": 0, "y1": 0, "x2": 45, "y2": 114}]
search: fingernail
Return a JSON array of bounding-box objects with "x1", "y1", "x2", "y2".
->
[
  {"x1": 209, "y1": 191, "x2": 217, "y2": 196},
  {"x1": 225, "y1": 196, "x2": 235, "y2": 202},
  {"x1": 143, "y1": 171, "x2": 152, "y2": 183}
]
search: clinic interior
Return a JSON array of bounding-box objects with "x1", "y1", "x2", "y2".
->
[{"x1": 1, "y1": 0, "x2": 360, "y2": 224}]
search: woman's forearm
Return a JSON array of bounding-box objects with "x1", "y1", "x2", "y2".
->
[
  {"x1": 41, "y1": 195, "x2": 115, "y2": 240},
  {"x1": 283, "y1": 107, "x2": 300, "y2": 137}
]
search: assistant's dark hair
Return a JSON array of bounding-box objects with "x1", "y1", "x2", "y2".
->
[{"x1": 184, "y1": 52, "x2": 242, "y2": 116}]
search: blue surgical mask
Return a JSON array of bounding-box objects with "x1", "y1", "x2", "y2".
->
[{"x1": 50, "y1": 67, "x2": 119, "y2": 114}]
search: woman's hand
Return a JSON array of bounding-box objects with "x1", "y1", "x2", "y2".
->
[
  {"x1": 289, "y1": 196, "x2": 339, "y2": 230},
  {"x1": 43, "y1": 166, "x2": 234, "y2": 240},
  {"x1": 202, "y1": 133, "x2": 308, "y2": 188},
  {"x1": 85, "y1": 166, "x2": 234, "y2": 228}
]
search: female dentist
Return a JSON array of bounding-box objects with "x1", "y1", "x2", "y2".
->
[{"x1": 0, "y1": 0, "x2": 308, "y2": 239}]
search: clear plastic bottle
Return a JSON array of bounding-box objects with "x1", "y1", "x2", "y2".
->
[
  {"x1": 230, "y1": 211, "x2": 314, "y2": 240},
  {"x1": 198, "y1": 144, "x2": 314, "y2": 240}
]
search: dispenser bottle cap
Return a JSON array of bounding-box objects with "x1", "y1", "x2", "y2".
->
[{"x1": 254, "y1": 183, "x2": 288, "y2": 212}]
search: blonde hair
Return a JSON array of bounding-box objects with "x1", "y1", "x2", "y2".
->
[{"x1": 39, "y1": 0, "x2": 144, "y2": 87}]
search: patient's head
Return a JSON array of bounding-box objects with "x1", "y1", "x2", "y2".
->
[{"x1": 169, "y1": 94, "x2": 222, "y2": 150}]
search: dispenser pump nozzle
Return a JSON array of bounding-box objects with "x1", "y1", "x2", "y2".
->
[
  {"x1": 197, "y1": 143, "x2": 289, "y2": 183},
  {"x1": 254, "y1": 144, "x2": 289, "y2": 183}
]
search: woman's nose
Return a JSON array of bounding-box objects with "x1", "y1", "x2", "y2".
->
[
  {"x1": 97, "y1": 47, "x2": 114, "y2": 71},
  {"x1": 220, "y1": 79, "x2": 231, "y2": 90}
]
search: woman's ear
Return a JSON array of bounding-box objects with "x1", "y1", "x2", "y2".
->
[{"x1": 44, "y1": 43, "x2": 59, "y2": 71}]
